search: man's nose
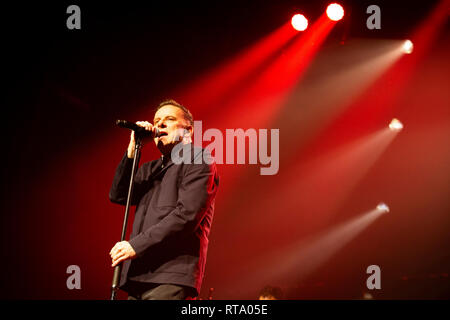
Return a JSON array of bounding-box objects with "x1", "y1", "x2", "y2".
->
[{"x1": 156, "y1": 120, "x2": 166, "y2": 128}]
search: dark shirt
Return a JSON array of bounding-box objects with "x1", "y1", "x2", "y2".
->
[{"x1": 109, "y1": 145, "x2": 219, "y2": 295}]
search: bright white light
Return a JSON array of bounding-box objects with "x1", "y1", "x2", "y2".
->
[
  {"x1": 291, "y1": 14, "x2": 308, "y2": 31},
  {"x1": 376, "y1": 202, "x2": 390, "y2": 213},
  {"x1": 326, "y1": 3, "x2": 344, "y2": 21},
  {"x1": 389, "y1": 118, "x2": 404, "y2": 131},
  {"x1": 403, "y1": 40, "x2": 414, "y2": 54}
]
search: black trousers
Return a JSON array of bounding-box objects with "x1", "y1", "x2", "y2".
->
[{"x1": 127, "y1": 282, "x2": 196, "y2": 300}]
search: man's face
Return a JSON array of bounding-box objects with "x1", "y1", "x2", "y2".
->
[{"x1": 153, "y1": 105, "x2": 192, "y2": 154}]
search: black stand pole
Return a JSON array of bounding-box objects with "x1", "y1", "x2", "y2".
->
[{"x1": 110, "y1": 137, "x2": 142, "y2": 300}]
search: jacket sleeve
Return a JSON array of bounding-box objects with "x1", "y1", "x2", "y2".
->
[
  {"x1": 128, "y1": 160, "x2": 219, "y2": 256},
  {"x1": 109, "y1": 152, "x2": 152, "y2": 206}
]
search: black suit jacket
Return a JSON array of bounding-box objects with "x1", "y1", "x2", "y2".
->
[{"x1": 109, "y1": 145, "x2": 219, "y2": 295}]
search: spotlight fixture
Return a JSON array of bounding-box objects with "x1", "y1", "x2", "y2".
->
[
  {"x1": 403, "y1": 40, "x2": 414, "y2": 54},
  {"x1": 376, "y1": 203, "x2": 390, "y2": 213},
  {"x1": 291, "y1": 14, "x2": 308, "y2": 31},
  {"x1": 326, "y1": 3, "x2": 344, "y2": 21},
  {"x1": 389, "y1": 118, "x2": 404, "y2": 131}
]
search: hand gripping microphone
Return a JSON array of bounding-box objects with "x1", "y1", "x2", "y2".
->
[{"x1": 116, "y1": 120, "x2": 162, "y2": 137}]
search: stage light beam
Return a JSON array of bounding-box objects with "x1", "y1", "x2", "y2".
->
[
  {"x1": 291, "y1": 14, "x2": 308, "y2": 31},
  {"x1": 326, "y1": 3, "x2": 344, "y2": 21},
  {"x1": 403, "y1": 40, "x2": 414, "y2": 54}
]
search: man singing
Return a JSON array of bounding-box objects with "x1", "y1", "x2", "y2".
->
[{"x1": 109, "y1": 100, "x2": 219, "y2": 300}]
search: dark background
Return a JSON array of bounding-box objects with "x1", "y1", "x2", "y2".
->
[{"x1": 1, "y1": 0, "x2": 449, "y2": 299}]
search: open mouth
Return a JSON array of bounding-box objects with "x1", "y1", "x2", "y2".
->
[{"x1": 158, "y1": 131, "x2": 168, "y2": 137}]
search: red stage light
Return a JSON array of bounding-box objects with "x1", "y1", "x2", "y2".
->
[
  {"x1": 376, "y1": 202, "x2": 390, "y2": 213},
  {"x1": 402, "y1": 40, "x2": 414, "y2": 54},
  {"x1": 291, "y1": 14, "x2": 308, "y2": 31},
  {"x1": 326, "y1": 3, "x2": 344, "y2": 21},
  {"x1": 389, "y1": 118, "x2": 404, "y2": 131}
]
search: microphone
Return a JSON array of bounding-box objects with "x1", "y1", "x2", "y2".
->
[{"x1": 116, "y1": 120, "x2": 161, "y2": 137}]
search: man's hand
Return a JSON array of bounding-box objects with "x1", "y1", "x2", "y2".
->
[
  {"x1": 127, "y1": 121, "x2": 158, "y2": 158},
  {"x1": 109, "y1": 241, "x2": 137, "y2": 267}
]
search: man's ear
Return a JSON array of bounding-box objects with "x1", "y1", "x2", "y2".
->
[{"x1": 185, "y1": 125, "x2": 193, "y2": 136}]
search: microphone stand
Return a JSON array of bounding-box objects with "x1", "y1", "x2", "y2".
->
[{"x1": 110, "y1": 135, "x2": 143, "y2": 300}]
